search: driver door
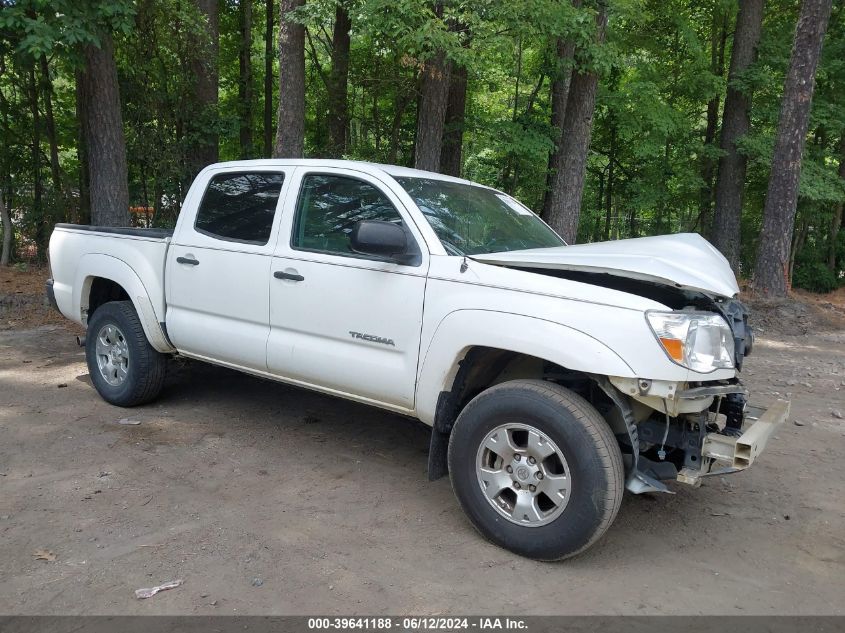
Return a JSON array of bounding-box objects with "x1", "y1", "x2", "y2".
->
[{"x1": 267, "y1": 168, "x2": 429, "y2": 410}]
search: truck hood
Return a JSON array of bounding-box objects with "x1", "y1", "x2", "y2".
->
[{"x1": 471, "y1": 233, "x2": 739, "y2": 298}]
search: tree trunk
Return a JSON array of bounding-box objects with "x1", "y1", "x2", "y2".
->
[
  {"x1": 79, "y1": 34, "x2": 130, "y2": 227},
  {"x1": 789, "y1": 211, "x2": 808, "y2": 283},
  {"x1": 264, "y1": 0, "x2": 274, "y2": 157},
  {"x1": 439, "y1": 62, "x2": 467, "y2": 176},
  {"x1": 698, "y1": 8, "x2": 727, "y2": 234},
  {"x1": 326, "y1": 3, "x2": 351, "y2": 158},
  {"x1": 0, "y1": 192, "x2": 11, "y2": 267},
  {"x1": 545, "y1": 1, "x2": 607, "y2": 243},
  {"x1": 414, "y1": 2, "x2": 451, "y2": 172},
  {"x1": 154, "y1": 178, "x2": 163, "y2": 225},
  {"x1": 75, "y1": 68, "x2": 90, "y2": 224},
  {"x1": 274, "y1": 0, "x2": 306, "y2": 158},
  {"x1": 189, "y1": 0, "x2": 219, "y2": 175},
  {"x1": 604, "y1": 124, "x2": 615, "y2": 241},
  {"x1": 39, "y1": 57, "x2": 62, "y2": 199},
  {"x1": 414, "y1": 49, "x2": 451, "y2": 172},
  {"x1": 239, "y1": 0, "x2": 254, "y2": 158},
  {"x1": 829, "y1": 139, "x2": 845, "y2": 271},
  {"x1": 711, "y1": 0, "x2": 765, "y2": 271},
  {"x1": 754, "y1": 0, "x2": 834, "y2": 297},
  {"x1": 541, "y1": 0, "x2": 582, "y2": 220},
  {"x1": 27, "y1": 66, "x2": 48, "y2": 258},
  {"x1": 589, "y1": 166, "x2": 601, "y2": 241},
  {"x1": 501, "y1": 36, "x2": 523, "y2": 192},
  {"x1": 372, "y1": 59, "x2": 382, "y2": 153},
  {"x1": 0, "y1": 67, "x2": 12, "y2": 265},
  {"x1": 388, "y1": 82, "x2": 413, "y2": 164},
  {"x1": 438, "y1": 18, "x2": 470, "y2": 176}
]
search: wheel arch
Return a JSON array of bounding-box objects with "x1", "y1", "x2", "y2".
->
[
  {"x1": 416, "y1": 310, "x2": 636, "y2": 425},
  {"x1": 75, "y1": 254, "x2": 174, "y2": 353},
  {"x1": 418, "y1": 310, "x2": 638, "y2": 481}
]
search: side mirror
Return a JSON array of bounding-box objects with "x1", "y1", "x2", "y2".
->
[{"x1": 350, "y1": 220, "x2": 408, "y2": 260}]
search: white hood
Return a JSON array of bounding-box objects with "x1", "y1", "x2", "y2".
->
[{"x1": 472, "y1": 233, "x2": 739, "y2": 298}]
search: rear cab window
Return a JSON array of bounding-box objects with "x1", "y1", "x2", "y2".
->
[{"x1": 194, "y1": 172, "x2": 285, "y2": 245}]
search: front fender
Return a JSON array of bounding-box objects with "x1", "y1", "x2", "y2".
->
[
  {"x1": 74, "y1": 254, "x2": 174, "y2": 353},
  {"x1": 414, "y1": 309, "x2": 636, "y2": 425}
]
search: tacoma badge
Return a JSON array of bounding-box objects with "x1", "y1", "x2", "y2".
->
[{"x1": 349, "y1": 331, "x2": 395, "y2": 346}]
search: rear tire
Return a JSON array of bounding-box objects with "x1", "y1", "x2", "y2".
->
[
  {"x1": 85, "y1": 300, "x2": 166, "y2": 407},
  {"x1": 448, "y1": 379, "x2": 623, "y2": 560}
]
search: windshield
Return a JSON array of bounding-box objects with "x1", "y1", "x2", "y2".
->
[{"x1": 395, "y1": 177, "x2": 564, "y2": 256}]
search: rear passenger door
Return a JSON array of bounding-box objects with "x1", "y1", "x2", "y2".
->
[{"x1": 166, "y1": 168, "x2": 289, "y2": 370}]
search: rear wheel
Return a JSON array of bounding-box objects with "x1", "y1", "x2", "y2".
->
[
  {"x1": 448, "y1": 379, "x2": 623, "y2": 560},
  {"x1": 85, "y1": 300, "x2": 166, "y2": 407}
]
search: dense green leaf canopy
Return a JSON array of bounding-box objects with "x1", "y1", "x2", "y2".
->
[{"x1": 0, "y1": 0, "x2": 842, "y2": 290}]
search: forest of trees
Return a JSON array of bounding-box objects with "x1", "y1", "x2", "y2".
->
[{"x1": 0, "y1": 0, "x2": 842, "y2": 297}]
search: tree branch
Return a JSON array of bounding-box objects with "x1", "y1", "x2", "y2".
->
[{"x1": 305, "y1": 27, "x2": 329, "y2": 88}]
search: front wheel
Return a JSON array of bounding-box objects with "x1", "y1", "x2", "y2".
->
[
  {"x1": 448, "y1": 379, "x2": 623, "y2": 560},
  {"x1": 85, "y1": 300, "x2": 167, "y2": 407}
]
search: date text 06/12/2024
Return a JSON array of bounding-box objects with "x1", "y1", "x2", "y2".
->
[{"x1": 307, "y1": 617, "x2": 528, "y2": 630}]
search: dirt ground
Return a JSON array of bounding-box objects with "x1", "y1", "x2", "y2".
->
[{"x1": 0, "y1": 267, "x2": 844, "y2": 615}]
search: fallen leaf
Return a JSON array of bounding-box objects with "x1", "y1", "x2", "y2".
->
[{"x1": 33, "y1": 549, "x2": 56, "y2": 561}]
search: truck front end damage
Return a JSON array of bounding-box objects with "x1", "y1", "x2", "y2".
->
[
  {"x1": 473, "y1": 234, "x2": 788, "y2": 493},
  {"x1": 608, "y1": 376, "x2": 789, "y2": 493},
  {"x1": 605, "y1": 297, "x2": 787, "y2": 493}
]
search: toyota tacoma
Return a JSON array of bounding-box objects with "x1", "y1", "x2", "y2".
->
[{"x1": 47, "y1": 160, "x2": 789, "y2": 560}]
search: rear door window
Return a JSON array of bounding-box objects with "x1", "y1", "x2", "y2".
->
[{"x1": 195, "y1": 172, "x2": 285, "y2": 245}]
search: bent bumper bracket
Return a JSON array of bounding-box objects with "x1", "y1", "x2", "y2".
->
[{"x1": 678, "y1": 399, "x2": 790, "y2": 485}]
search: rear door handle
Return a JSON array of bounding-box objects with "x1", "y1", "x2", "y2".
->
[
  {"x1": 274, "y1": 271, "x2": 304, "y2": 282},
  {"x1": 176, "y1": 256, "x2": 200, "y2": 266}
]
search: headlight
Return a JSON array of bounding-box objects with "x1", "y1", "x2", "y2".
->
[{"x1": 646, "y1": 311, "x2": 734, "y2": 373}]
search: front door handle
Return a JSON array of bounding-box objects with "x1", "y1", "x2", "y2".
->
[
  {"x1": 274, "y1": 271, "x2": 304, "y2": 282},
  {"x1": 176, "y1": 256, "x2": 200, "y2": 266}
]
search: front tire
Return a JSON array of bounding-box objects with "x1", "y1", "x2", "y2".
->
[
  {"x1": 85, "y1": 300, "x2": 166, "y2": 407},
  {"x1": 448, "y1": 379, "x2": 623, "y2": 560}
]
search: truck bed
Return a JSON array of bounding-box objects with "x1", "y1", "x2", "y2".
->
[
  {"x1": 49, "y1": 223, "x2": 173, "y2": 332},
  {"x1": 54, "y1": 223, "x2": 174, "y2": 240}
]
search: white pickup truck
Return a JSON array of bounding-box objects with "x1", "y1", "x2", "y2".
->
[{"x1": 47, "y1": 159, "x2": 788, "y2": 560}]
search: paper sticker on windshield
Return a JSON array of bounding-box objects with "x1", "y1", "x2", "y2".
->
[{"x1": 496, "y1": 193, "x2": 534, "y2": 216}]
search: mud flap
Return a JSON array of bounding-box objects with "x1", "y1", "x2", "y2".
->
[
  {"x1": 428, "y1": 428, "x2": 450, "y2": 481},
  {"x1": 428, "y1": 391, "x2": 453, "y2": 481}
]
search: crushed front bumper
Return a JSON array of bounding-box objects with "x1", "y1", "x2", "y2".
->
[{"x1": 677, "y1": 399, "x2": 790, "y2": 486}]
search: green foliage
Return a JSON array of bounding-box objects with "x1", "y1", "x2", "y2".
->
[
  {"x1": 0, "y1": 0, "x2": 843, "y2": 285},
  {"x1": 118, "y1": 0, "x2": 213, "y2": 225},
  {"x1": 0, "y1": 0, "x2": 136, "y2": 59},
  {"x1": 792, "y1": 259, "x2": 840, "y2": 294}
]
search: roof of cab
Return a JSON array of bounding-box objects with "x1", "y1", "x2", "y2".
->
[{"x1": 202, "y1": 158, "x2": 475, "y2": 186}]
